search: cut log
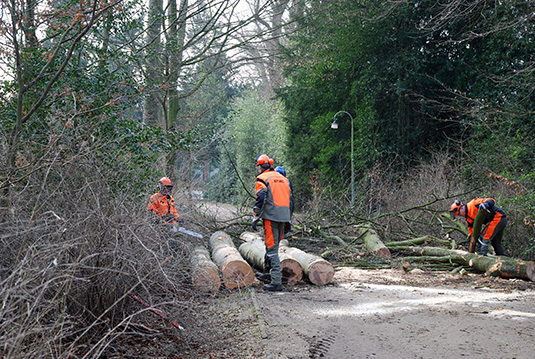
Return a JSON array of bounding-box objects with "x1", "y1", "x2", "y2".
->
[
  {"x1": 398, "y1": 246, "x2": 535, "y2": 281},
  {"x1": 238, "y1": 232, "x2": 303, "y2": 286},
  {"x1": 280, "y1": 240, "x2": 334, "y2": 285},
  {"x1": 189, "y1": 246, "x2": 220, "y2": 293},
  {"x1": 358, "y1": 225, "x2": 391, "y2": 258},
  {"x1": 209, "y1": 231, "x2": 254, "y2": 289}
]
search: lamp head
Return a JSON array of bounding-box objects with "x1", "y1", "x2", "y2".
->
[{"x1": 331, "y1": 121, "x2": 338, "y2": 129}]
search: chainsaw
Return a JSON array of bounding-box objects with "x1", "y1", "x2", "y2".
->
[{"x1": 170, "y1": 225, "x2": 203, "y2": 239}]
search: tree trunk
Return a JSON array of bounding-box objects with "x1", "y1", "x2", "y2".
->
[
  {"x1": 238, "y1": 232, "x2": 303, "y2": 286},
  {"x1": 143, "y1": 0, "x2": 163, "y2": 126},
  {"x1": 279, "y1": 240, "x2": 334, "y2": 286},
  {"x1": 358, "y1": 225, "x2": 391, "y2": 258},
  {"x1": 399, "y1": 246, "x2": 535, "y2": 281},
  {"x1": 209, "y1": 231, "x2": 254, "y2": 289},
  {"x1": 189, "y1": 246, "x2": 220, "y2": 293}
]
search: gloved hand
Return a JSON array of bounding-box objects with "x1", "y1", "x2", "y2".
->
[
  {"x1": 479, "y1": 202, "x2": 489, "y2": 212},
  {"x1": 252, "y1": 216, "x2": 260, "y2": 231},
  {"x1": 178, "y1": 219, "x2": 185, "y2": 226},
  {"x1": 284, "y1": 221, "x2": 292, "y2": 234}
]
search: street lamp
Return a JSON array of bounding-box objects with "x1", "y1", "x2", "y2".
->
[{"x1": 331, "y1": 111, "x2": 354, "y2": 207}]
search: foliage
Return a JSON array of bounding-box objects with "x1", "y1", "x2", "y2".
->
[
  {"x1": 205, "y1": 89, "x2": 289, "y2": 205},
  {"x1": 279, "y1": 0, "x2": 535, "y2": 203}
]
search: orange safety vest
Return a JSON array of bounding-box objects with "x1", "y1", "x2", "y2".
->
[
  {"x1": 255, "y1": 169, "x2": 291, "y2": 222},
  {"x1": 148, "y1": 192, "x2": 180, "y2": 223},
  {"x1": 465, "y1": 197, "x2": 507, "y2": 239}
]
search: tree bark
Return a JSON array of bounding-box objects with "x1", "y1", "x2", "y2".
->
[
  {"x1": 238, "y1": 232, "x2": 303, "y2": 286},
  {"x1": 398, "y1": 246, "x2": 535, "y2": 281},
  {"x1": 385, "y1": 236, "x2": 429, "y2": 248},
  {"x1": 209, "y1": 231, "x2": 254, "y2": 289},
  {"x1": 358, "y1": 225, "x2": 391, "y2": 258},
  {"x1": 189, "y1": 246, "x2": 220, "y2": 293},
  {"x1": 279, "y1": 240, "x2": 334, "y2": 286}
]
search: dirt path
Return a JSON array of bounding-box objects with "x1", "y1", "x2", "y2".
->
[{"x1": 252, "y1": 268, "x2": 535, "y2": 359}]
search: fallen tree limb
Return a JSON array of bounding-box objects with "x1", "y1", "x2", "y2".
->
[
  {"x1": 385, "y1": 236, "x2": 428, "y2": 248},
  {"x1": 209, "y1": 231, "x2": 254, "y2": 289},
  {"x1": 309, "y1": 226, "x2": 347, "y2": 247},
  {"x1": 395, "y1": 246, "x2": 535, "y2": 281}
]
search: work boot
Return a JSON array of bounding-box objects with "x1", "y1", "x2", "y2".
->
[
  {"x1": 263, "y1": 283, "x2": 282, "y2": 292},
  {"x1": 255, "y1": 272, "x2": 271, "y2": 284}
]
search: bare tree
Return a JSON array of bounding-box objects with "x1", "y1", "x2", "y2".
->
[
  {"x1": 232, "y1": 0, "x2": 304, "y2": 96},
  {"x1": 0, "y1": 0, "x2": 123, "y2": 218}
]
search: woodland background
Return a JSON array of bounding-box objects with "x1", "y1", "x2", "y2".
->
[{"x1": 1, "y1": 0, "x2": 535, "y2": 357}]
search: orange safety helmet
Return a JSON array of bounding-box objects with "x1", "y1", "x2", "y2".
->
[
  {"x1": 449, "y1": 200, "x2": 464, "y2": 218},
  {"x1": 255, "y1": 154, "x2": 274, "y2": 168},
  {"x1": 159, "y1": 177, "x2": 173, "y2": 186}
]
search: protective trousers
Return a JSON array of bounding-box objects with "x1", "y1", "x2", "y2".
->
[
  {"x1": 477, "y1": 216, "x2": 508, "y2": 255},
  {"x1": 263, "y1": 219, "x2": 284, "y2": 286}
]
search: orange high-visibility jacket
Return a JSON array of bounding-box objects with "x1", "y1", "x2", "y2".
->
[
  {"x1": 465, "y1": 197, "x2": 507, "y2": 239},
  {"x1": 148, "y1": 192, "x2": 180, "y2": 223},
  {"x1": 254, "y1": 169, "x2": 292, "y2": 223}
]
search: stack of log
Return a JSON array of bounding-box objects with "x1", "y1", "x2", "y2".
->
[
  {"x1": 189, "y1": 230, "x2": 335, "y2": 292},
  {"x1": 239, "y1": 232, "x2": 334, "y2": 286}
]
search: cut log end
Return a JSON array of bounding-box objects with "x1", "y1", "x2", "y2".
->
[
  {"x1": 376, "y1": 247, "x2": 391, "y2": 259},
  {"x1": 192, "y1": 267, "x2": 221, "y2": 293},
  {"x1": 190, "y1": 246, "x2": 221, "y2": 293},
  {"x1": 221, "y1": 261, "x2": 255, "y2": 289},
  {"x1": 280, "y1": 258, "x2": 303, "y2": 286},
  {"x1": 308, "y1": 260, "x2": 334, "y2": 286}
]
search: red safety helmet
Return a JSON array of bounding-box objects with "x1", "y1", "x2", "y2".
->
[
  {"x1": 255, "y1": 154, "x2": 274, "y2": 168},
  {"x1": 159, "y1": 177, "x2": 173, "y2": 186},
  {"x1": 449, "y1": 200, "x2": 464, "y2": 218}
]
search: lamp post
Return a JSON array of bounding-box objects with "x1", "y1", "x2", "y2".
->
[{"x1": 331, "y1": 111, "x2": 354, "y2": 207}]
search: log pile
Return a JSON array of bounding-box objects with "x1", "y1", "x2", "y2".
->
[
  {"x1": 209, "y1": 231, "x2": 254, "y2": 289},
  {"x1": 239, "y1": 232, "x2": 303, "y2": 286}
]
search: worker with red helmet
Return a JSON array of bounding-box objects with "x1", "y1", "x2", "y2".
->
[
  {"x1": 252, "y1": 154, "x2": 294, "y2": 291},
  {"x1": 148, "y1": 177, "x2": 180, "y2": 225},
  {"x1": 449, "y1": 197, "x2": 508, "y2": 256}
]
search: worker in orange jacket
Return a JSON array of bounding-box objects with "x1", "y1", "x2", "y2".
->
[
  {"x1": 148, "y1": 177, "x2": 181, "y2": 226},
  {"x1": 252, "y1": 155, "x2": 293, "y2": 291},
  {"x1": 449, "y1": 197, "x2": 508, "y2": 256}
]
